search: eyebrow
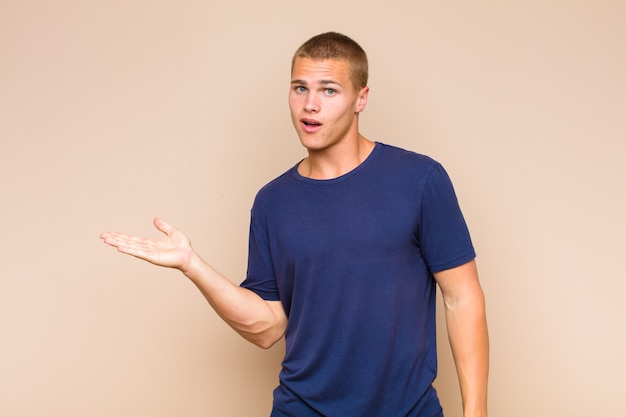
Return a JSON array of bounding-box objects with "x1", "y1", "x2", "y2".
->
[{"x1": 291, "y1": 79, "x2": 342, "y2": 86}]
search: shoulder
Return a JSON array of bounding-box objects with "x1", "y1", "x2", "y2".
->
[
  {"x1": 377, "y1": 142, "x2": 438, "y2": 167},
  {"x1": 251, "y1": 163, "x2": 300, "y2": 210},
  {"x1": 258, "y1": 166, "x2": 295, "y2": 192},
  {"x1": 374, "y1": 142, "x2": 443, "y2": 181}
]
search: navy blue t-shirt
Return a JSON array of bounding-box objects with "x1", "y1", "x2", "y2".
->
[{"x1": 241, "y1": 142, "x2": 475, "y2": 417}]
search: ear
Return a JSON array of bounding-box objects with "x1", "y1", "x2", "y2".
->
[{"x1": 355, "y1": 86, "x2": 369, "y2": 113}]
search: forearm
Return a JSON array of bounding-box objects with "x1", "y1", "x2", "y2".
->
[
  {"x1": 181, "y1": 250, "x2": 287, "y2": 349},
  {"x1": 444, "y1": 290, "x2": 489, "y2": 417}
]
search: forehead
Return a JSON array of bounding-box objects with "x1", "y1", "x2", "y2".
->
[{"x1": 291, "y1": 57, "x2": 353, "y2": 85}]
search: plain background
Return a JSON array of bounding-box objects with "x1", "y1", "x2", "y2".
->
[{"x1": 1, "y1": 1, "x2": 625, "y2": 416}]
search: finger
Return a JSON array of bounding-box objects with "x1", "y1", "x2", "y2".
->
[
  {"x1": 114, "y1": 234, "x2": 161, "y2": 254},
  {"x1": 100, "y1": 231, "x2": 127, "y2": 245},
  {"x1": 100, "y1": 231, "x2": 126, "y2": 247},
  {"x1": 153, "y1": 217, "x2": 175, "y2": 236},
  {"x1": 99, "y1": 231, "x2": 119, "y2": 240},
  {"x1": 117, "y1": 243, "x2": 150, "y2": 259},
  {"x1": 101, "y1": 232, "x2": 154, "y2": 250}
]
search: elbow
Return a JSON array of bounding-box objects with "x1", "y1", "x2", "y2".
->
[
  {"x1": 254, "y1": 334, "x2": 282, "y2": 350},
  {"x1": 236, "y1": 319, "x2": 286, "y2": 349},
  {"x1": 442, "y1": 283, "x2": 486, "y2": 313},
  {"x1": 227, "y1": 297, "x2": 287, "y2": 349},
  {"x1": 242, "y1": 327, "x2": 284, "y2": 349}
]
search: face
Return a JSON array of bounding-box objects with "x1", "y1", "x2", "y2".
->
[{"x1": 289, "y1": 57, "x2": 369, "y2": 153}]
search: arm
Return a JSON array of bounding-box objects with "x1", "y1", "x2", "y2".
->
[
  {"x1": 433, "y1": 259, "x2": 489, "y2": 417},
  {"x1": 100, "y1": 217, "x2": 287, "y2": 349}
]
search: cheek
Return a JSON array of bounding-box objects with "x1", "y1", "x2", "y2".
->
[
  {"x1": 330, "y1": 102, "x2": 353, "y2": 122},
  {"x1": 288, "y1": 97, "x2": 299, "y2": 116},
  {"x1": 288, "y1": 90, "x2": 300, "y2": 106}
]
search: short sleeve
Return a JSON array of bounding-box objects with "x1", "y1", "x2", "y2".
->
[
  {"x1": 240, "y1": 206, "x2": 281, "y2": 301},
  {"x1": 419, "y1": 163, "x2": 476, "y2": 273}
]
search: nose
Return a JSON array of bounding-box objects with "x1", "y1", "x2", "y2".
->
[{"x1": 304, "y1": 93, "x2": 319, "y2": 113}]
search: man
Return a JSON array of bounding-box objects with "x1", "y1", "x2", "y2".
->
[{"x1": 101, "y1": 32, "x2": 489, "y2": 417}]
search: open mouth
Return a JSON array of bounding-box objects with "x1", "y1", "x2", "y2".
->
[{"x1": 302, "y1": 119, "x2": 321, "y2": 127}]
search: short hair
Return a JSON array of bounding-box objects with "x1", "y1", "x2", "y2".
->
[{"x1": 292, "y1": 32, "x2": 369, "y2": 90}]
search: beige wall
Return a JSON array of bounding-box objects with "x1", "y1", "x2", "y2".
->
[{"x1": 1, "y1": 1, "x2": 625, "y2": 416}]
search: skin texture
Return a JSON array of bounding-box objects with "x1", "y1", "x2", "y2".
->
[
  {"x1": 435, "y1": 260, "x2": 489, "y2": 417},
  {"x1": 101, "y1": 55, "x2": 489, "y2": 417},
  {"x1": 289, "y1": 57, "x2": 373, "y2": 180},
  {"x1": 100, "y1": 217, "x2": 287, "y2": 349}
]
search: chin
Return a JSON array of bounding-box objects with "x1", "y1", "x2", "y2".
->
[
  {"x1": 297, "y1": 133, "x2": 316, "y2": 147},
  {"x1": 298, "y1": 137, "x2": 327, "y2": 152}
]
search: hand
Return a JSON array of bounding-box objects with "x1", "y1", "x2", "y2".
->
[{"x1": 100, "y1": 217, "x2": 194, "y2": 271}]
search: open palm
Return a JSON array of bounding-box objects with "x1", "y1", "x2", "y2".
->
[{"x1": 100, "y1": 217, "x2": 193, "y2": 270}]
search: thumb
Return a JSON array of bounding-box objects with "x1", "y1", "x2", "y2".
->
[{"x1": 153, "y1": 216, "x2": 174, "y2": 236}]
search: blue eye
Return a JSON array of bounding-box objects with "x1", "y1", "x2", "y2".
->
[
  {"x1": 325, "y1": 89, "x2": 336, "y2": 96},
  {"x1": 295, "y1": 86, "x2": 307, "y2": 93}
]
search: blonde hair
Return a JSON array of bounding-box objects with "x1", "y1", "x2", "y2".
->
[{"x1": 292, "y1": 32, "x2": 368, "y2": 90}]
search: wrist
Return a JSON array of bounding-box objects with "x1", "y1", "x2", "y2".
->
[{"x1": 179, "y1": 248, "x2": 200, "y2": 277}]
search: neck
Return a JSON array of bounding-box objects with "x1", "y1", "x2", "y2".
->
[{"x1": 299, "y1": 135, "x2": 375, "y2": 180}]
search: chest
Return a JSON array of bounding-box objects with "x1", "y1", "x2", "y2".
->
[{"x1": 267, "y1": 182, "x2": 423, "y2": 264}]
